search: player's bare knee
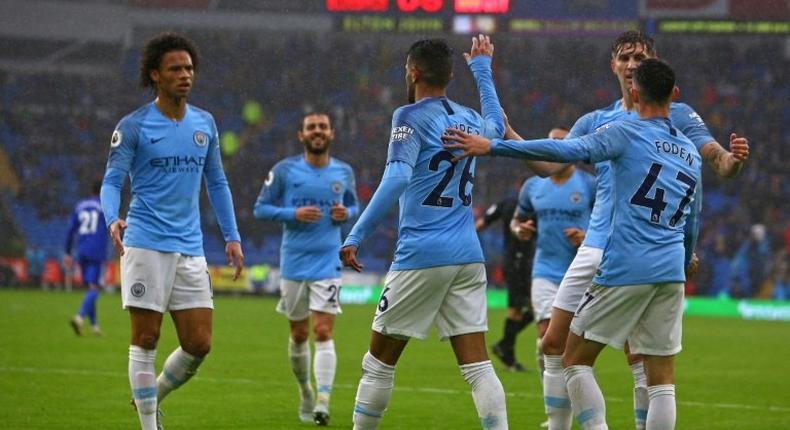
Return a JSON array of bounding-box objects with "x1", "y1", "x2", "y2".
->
[
  {"x1": 182, "y1": 339, "x2": 211, "y2": 358},
  {"x1": 313, "y1": 324, "x2": 333, "y2": 342},
  {"x1": 290, "y1": 327, "x2": 309, "y2": 343},
  {"x1": 291, "y1": 334, "x2": 309, "y2": 344},
  {"x1": 135, "y1": 334, "x2": 159, "y2": 350},
  {"x1": 541, "y1": 332, "x2": 565, "y2": 356}
]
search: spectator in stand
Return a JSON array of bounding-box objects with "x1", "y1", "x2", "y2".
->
[
  {"x1": 731, "y1": 224, "x2": 771, "y2": 297},
  {"x1": 25, "y1": 245, "x2": 45, "y2": 289}
]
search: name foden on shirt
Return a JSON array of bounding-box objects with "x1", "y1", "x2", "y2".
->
[{"x1": 653, "y1": 140, "x2": 695, "y2": 166}]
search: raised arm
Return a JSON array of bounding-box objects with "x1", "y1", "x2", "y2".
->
[{"x1": 465, "y1": 35, "x2": 505, "y2": 139}]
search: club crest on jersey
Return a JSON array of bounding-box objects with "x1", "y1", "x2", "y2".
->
[
  {"x1": 193, "y1": 131, "x2": 208, "y2": 147},
  {"x1": 390, "y1": 125, "x2": 414, "y2": 142},
  {"x1": 130, "y1": 282, "x2": 146, "y2": 297},
  {"x1": 110, "y1": 130, "x2": 122, "y2": 147},
  {"x1": 570, "y1": 192, "x2": 583, "y2": 204},
  {"x1": 331, "y1": 181, "x2": 343, "y2": 194}
]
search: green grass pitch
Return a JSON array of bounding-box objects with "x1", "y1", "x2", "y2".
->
[{"x1": 1, "y1": 289, "x2": 789, "y2": 429}]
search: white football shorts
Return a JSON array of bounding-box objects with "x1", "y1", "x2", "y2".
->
[
  {"x1": 372, "y1": 263, "x2": 488, "y2": 341},
  {"x1": 121, "y1": 246, "x2": 212, "y2": 313},
  {"x1": 532, "y1": 277, "x2": 561, "y2": 321},
  {"x1": 570, "y1": 282, "x2": 684, "y2": 356},
  {"x1": 553, "y1": 245, "x2": 604, "y2": 313},
  {"x1": 277, "y1": 278, "x2": 343, "y2": 321}
]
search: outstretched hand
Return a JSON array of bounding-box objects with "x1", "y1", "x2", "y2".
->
[
  {"x1": 464, "y1": 34, "x2": 494, "y2": 62},
  {"x1": 340, "y1": 245, "x2": 363, "y2": 273},
  {"x1": 442, "y1": 128, "x2": 493, "y2": 162}
]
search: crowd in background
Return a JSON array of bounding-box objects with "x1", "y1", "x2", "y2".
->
[{"x1": 0, "y1": 32, "x2": 787, "y2": 298}]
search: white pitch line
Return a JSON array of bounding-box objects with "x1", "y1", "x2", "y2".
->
[{"x1": 2, "y1": 366, "x2": 788, "y2": 413}]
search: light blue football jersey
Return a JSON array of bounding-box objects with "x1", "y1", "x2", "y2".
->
[
  {"x1": 65, "y1": 197, "x2": 108, "y2": 262},
  {"x1": 516, "y1": 170, "x2": 595, "y2": 284},
  {"x1": 254, "y1": 156, "x2": 358, "y2": 280},
  {"x1": 387, "y1": 97, "x2": 502, "y2": 270},
  {"x1": 568, "y1": 99, "x2": 714, "y2": 249},
  {"x1": 344, "y1": 56, "x2": 505, "y2": 271},
  {"x1": 101, "y1": 102, "x2": 241, "y2": 256},
  {"x1": 491, "y1": 117, "x2": 702, "y2": 286}
]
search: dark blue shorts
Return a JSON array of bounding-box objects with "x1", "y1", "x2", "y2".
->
[{"x1": 79, "y1": 258, "x2": 104, "y2": 285}]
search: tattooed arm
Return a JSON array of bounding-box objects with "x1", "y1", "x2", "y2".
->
[{"x1": 699, "y1": 133, "x2": 749, "y2": 178}]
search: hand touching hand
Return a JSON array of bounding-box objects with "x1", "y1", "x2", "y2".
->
[
  {"x1": 564, "y1": 228, "x2": 585, "y2": 248},
  {"x1": 295, "y1": 206, "x2": 322, "y2": 223},
  {"x1": 330, "y1": 203, "x2": 348, "y2": 222}
]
